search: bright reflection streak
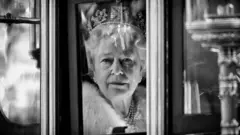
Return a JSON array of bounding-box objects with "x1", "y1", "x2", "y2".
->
[
  {"x1": 0, "y1": 77, "x2": 5, "y2": 104},
  {"x1": 0, "y1": 24, "x2": 7, "y2": 52},
  {"x1": 1, "y1": 62, "x2": 40, "y2": 125},
  {"x1": 0, "y1": 0, "x2": 40, "y2": 126},
  {"x1": 0, "y1": 23, "x2": 40, "y2": 125},
  {"x1": 210, "y1": 48, "x2": 220, "y2": 53}
]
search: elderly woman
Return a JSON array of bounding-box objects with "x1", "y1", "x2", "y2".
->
[{"x1": 81, "y1": 1, "x2": 146, "y2": 134}]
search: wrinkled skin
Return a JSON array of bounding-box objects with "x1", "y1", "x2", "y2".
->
[{"x1": 93, "y1": 36, "x2": 143, "y2": 101}]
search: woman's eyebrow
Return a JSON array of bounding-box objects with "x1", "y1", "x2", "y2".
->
[{"x1": 99, "y1": 52, "x2": 113, "y2": 58}]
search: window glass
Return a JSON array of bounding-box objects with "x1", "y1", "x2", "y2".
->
[
  {"x1": 77, "y1": 0, "x2": 147, "y2": 134},
  {"x1": 186, "y1": 133, "x2": 220, "y2": 135},
  {"x1": 0, "y1": 0, "x2": 37, "y2": 18},
  {"x1": 184, "y1": 27, "x2": 220, "y2": 114},
  {"x1": 184, "y1": 0, "x2": 223, "y2": 115},
  {"x1": 0, "y1": 23, "x2": 40, "y2": 135},
  {"x1": 184, "y1": 0, "x2": 240, "y2": 115},
  {"x1": 0, "y1": 1, "x2": 41, "y2": 134}
]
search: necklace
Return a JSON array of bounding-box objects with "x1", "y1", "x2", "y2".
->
[
  {"x1": 97, "y1": 87, "x2": 138, "y2": 125},
  {"x1": 125, "y1": 97, "x2": 138, "y2": 125}
]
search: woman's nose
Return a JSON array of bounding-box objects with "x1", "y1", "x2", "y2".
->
[{"x1": 111, "y1": 60, "x2": 123, "y2": 75}]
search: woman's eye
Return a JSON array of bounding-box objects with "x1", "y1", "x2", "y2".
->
[
  {"x1": 122, "y1": 58, "x2": 134, "y2": 66},
  {"x1": 101, "y1": 58, "x2": 113, "y2": 64}
]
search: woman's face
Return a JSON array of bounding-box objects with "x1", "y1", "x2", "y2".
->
[{"x1": 93, "y1": 37, "x2": 143, "y2": 101}]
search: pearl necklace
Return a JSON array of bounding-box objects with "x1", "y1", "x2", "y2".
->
[
  {"x1": 97, "y1": 87, "x2": 138, "y2": 125},
  {"x1": 125, "y1": 97, "x2": 138, "y2": 125}
]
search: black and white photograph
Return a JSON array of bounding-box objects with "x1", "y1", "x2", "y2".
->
[{"x1": 0, "y1": 0, "x2": 240, "y2": 135}]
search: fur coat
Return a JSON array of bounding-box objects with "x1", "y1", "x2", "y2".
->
[{"x1": 82, "y1": 81, "x2": 146, "y2": 135}]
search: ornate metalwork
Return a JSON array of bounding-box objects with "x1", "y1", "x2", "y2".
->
[{"x1": 186, "y1": 3, "x2": 240, "y2": 135}]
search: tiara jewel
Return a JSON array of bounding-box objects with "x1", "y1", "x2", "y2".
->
[
  {"x1": 86, "y1": 1, "x2": 146, "y2": 36},
  {"x1": 91, "y1": 8, "x2": 108, "y2": 28}
]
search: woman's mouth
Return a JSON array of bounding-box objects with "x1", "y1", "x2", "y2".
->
[
  {"x1": 109, "y1": 82, "x2": 127, "y2": 85},
  {"x1": 108, "y1": 82, "x2": 128, "y2": 90}
]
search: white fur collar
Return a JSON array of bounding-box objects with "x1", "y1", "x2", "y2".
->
[
  {"x1": 82, "y1": 81, "x2": 146, "y2": 135},
  {"x1": 82, "y1": 81, "x2": 127, "y2": 135}
]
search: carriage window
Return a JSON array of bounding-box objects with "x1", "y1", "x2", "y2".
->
[
  {"x1": 0, "y1": 0, "x2": 36, "y2": 18},
  {"x1": 183, "y1": 23, "x2": 220, "y2": 115},
  {"x1": 171, "y1": 0, "x2": 240, "y2": 134},
  {"x1": 77, "y1": 0, "x2": 147, "y2": 134},
  {"x1": 184, "y1": 0, "x2": 223, "y2": 115},
  {"x1": 184, "y1": 0, "x2": 240, "y2": 116},
  {"x1": 0, "y1": 0, "x2": 41, "y2": 135}
]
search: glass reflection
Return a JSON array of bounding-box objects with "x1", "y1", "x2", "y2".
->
[
  {"x1": 0, "y1": 23, "x2": 40, "y2": 134},
  {"x1": 186, "y1": 0, "x2": 240, "y2": 23},
  {"x1": 184, "y1": 0, "x2": 228, "y2": 115},
  {"x1": 78, "y1": 0, "x2": 146, "y2": 134},
  {"x1": 0, "y1": 0, "x2": 36, "y2": 18},
  {"x1": 184, "y1": 0, "x2": 240, "y2": 115},
  {"x1": 184, "y1": 29, "x2": 220, "y2": 114}
]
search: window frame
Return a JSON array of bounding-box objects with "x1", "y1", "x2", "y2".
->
[
  {"x1": 146, "y1": 0, "x2": 165, "y2": 135},
  {"x1": 0, "y1": 17, "x2": 40, "y2": 24},
  {"x1": 48, "y1": 0, "x2": 57, "y2": 135},
  {"x1": 168, "y1": 0, "x2": 221, "y2": 134},
  {"x1": 41, "y1": 0, "x2": 48, "y2": 134},
  {"x1": 0, "y1": 0, "x2": 56, "y2": 135},
  {"x1": 67, "y1": 0, "x2": 166, "y2": 135},
  {"x1": 41, "y1": 0, "x2": 57, "y2": 135}
]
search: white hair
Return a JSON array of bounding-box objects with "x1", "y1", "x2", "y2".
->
[{"x1": 84, "y1": 23, "x2": 146, "y2": 77}]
